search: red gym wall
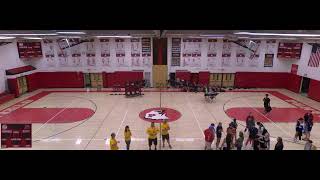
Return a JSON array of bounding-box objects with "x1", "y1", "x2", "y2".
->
[
  {"x1": 37, "y1": 72, "x2": 84, "y2": 88},
  {"x1": 234, "y1": 72, "x2": 289, "y2": 88},
  {"x1": 235, "y1": 72, "x2": 303, "y2": 93},
  {"x1": 7, "y1": 70, "x2": 320, "y2": 104},
  {"x1": 19, "y1": 71, "x2": 144, "y2": 93},
  {"x1": 175, "y1": 71, "x2": 210, "y2": 85},
  {"x1": 286, "y1": 74, "x2": 302, "y2": 93},
  {"x1": 308, "y1": 79, "x2": 320, "y2": 102},
  {"x1": 106, "y1": 71, "x2": 143, "y2": 87}
]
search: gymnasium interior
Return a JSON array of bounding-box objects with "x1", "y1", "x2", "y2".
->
[{"x1": 0, "y1": 30, "x2": 319, "y2": 150}]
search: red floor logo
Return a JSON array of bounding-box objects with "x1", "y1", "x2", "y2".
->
[{"x1": 139, "y1": 107, "x2": 182, "y2": 123}]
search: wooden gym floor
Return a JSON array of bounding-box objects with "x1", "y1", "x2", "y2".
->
[{"x1": 0, "y1": 88, "x2": 319, "y2": 150}]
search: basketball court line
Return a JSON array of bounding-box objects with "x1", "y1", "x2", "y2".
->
[
  {"x1": 32, "y1": 98, "x2": 77, "y2": 136},
  {"x1": 83, "y1": 97, "x2": 119, "y2": 150},
  {"x1": 184, "y1": 94, "x2": 205, "y2": 138},
  {"x1": 221, "y1": 94, "x2": 313, "y2": 148},
  {"x1": 239, "y1": 96, "x2": 293, "y2": 138},
  {"x1": 115, "y1": 98, "x2": 134, "y2": 137},
  {"x1": 32, "y1": 95, "x2": 98, "y2": 143},
  {"x1": 35, "y1": 137, "x2": 203, "y2": 142}
]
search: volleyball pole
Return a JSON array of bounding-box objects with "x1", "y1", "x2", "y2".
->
[{"x1": 159, "y1": 83, "x2": 162, "y2": 150}]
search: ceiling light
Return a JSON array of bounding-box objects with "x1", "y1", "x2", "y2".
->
[
  {"x1": 200, "y1": 34, "x2": 225, "y2": 37},
  {"x1": 22, "y1": 37, "x2": 43, "y2": 40},
  {"x1": 57, "y1": 31, "x2": 86, "y2": 35},
  {"x1": 238, "y1": 37, "x2": 250, "y2": 39},
  {"x1": 57, "y1": 36, "x2": 82, "y2": 38},
  {"x1": 0, "y1": 36, "x2": 15, "y2": 39},
  {"x1": 0, "y1": 33, "x2": 57, "y2": 36},
  {"x1": 305, "y1": 38, "x2": 320, "y2": 40},
  {"x1": 234, "y1": 32, "x2": 320, "y2": 37},
  {"x1": 95, "y1": 35, "x2": 132, "y2": 38}
]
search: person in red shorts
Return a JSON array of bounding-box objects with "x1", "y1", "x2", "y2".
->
[{"x1": 204, "y1": 123, "x2": 215, "y2": 150}]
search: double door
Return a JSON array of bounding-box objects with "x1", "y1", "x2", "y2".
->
[
  {"x1": 84, "y1": 73, "x2": 103, "y2": 88},
  {"x1": 17, "y1": 76, "x2": 28, "y2": 95},
  {"x1": 209, "y1": 73, "x2": 235, "y2": 87}
]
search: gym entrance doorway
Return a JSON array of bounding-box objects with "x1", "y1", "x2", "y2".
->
[{"x1": 300, "y1": 77, "x2": 310, "y2": 97}]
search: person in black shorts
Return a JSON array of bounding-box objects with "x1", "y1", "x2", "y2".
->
[
  {"x1": 263, "y1": 94, "x2": 271, "y2": 114},
  {"x1": 215, "y1": 122, "x2": 223, "y2": 149}
]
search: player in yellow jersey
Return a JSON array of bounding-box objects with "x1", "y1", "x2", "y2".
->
[
  {"x1": 124, "y1": 126, "x2": 132, "y2": 150},
  {"x1": 161, "y1": 119, "x2": 172, "y2": 149},
  {"x1": 146, "y1": 122, "x2": 159, "y2": 150},
  {"x1": 110, "y1": 133, "x2": 119, "y2": 150}
]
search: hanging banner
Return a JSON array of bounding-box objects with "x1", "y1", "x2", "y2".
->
[
  {"x1": 43, "y1": 39, "x2": 56, "y2": 67},
  {"x1": 141, "y1": 38, "x2": 152, "y2": 67},
  {"x1": 171, "y1": 38, "x2": 181, "y2": 66},
  {"x1": 131, "y1": 38, "x2": 141, "y2": 67},
  {"x1": 69, "y1": 39, "x2": 82, "y2": 67},
  {"x1": 207, "y1": 39, "x2": 218, "y2": 67},
  {"x1": 100, "y1": 39, "x2": 111, "y2": 67},
  {"x1": 115, "y1": 38, "x2": 126, "y2": 67},
  {"x1": 84, "y1": 39, "x2": 96, "y2": 66}
]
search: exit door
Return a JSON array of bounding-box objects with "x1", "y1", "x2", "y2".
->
[
  {"x1": 84, "y1": 73, "x2": 91, "y2": 87},
  {"x1": 300, "y1": 77, "x2": 310, "y2": 95},
  {"x1": 90, "y1": 73, "x2": 103, "y2": 88},
  {"x1": 17, "y1": 76, "x2": 28, "y2": 95}
]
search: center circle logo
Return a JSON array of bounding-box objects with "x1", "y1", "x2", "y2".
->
[{"x1": 139, "y1": 107, "x2": 182, "y2": 123}]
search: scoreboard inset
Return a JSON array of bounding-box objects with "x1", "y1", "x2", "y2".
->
[{"x1": 1, "y1": 124, "x2": 32, "y2": 148}]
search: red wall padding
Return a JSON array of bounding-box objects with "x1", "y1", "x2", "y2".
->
[
  {"x1": 198, "y1": 71, "x2": 210, "y2": 86},
  {"x1": 286, "y1": 74, "x2": 302, "y2": 93},
  {"x1": 308, "y1": 79, "x2": 320, "y2": 102},
  {"x1": 26, "y1": 73, "x2": 39, "y2": 92},
  {"x1": 176, "y1": 71, "x2": 191, "y2": 81},
  {"x1": 190, "y1": 73, "x2": 199, "y2": 84},
  {"x1": 234, "y1": 72, "x2": 289, "y2": 88},
  {"x1": 102, "y1": 72, "x2": 108, "y2": 88},
  {"x1": 0, "y1": 93, "x2": 15, "y2": 105},
  {"x1": 37, "y1": 72, "x2": 84, "y2": 88},
  {"x1": 105, "y1": 71, "x2": 144, "y2": 87},
  {"x1": 7, "y1": 78, "x2": 19, "y2": 97},
  {"x1": 6, "y1": 65, "x2": 36, "y2": 75}
]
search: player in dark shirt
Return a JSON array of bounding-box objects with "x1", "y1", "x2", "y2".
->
[
  {"x1": 274, "y1": 137, "x2": 284, "y2": 150},
  {"x1": 215, "y1": 122, "x2": 223, "y2": 149},
  {"x1": 263, "y1": 94, "x2": 271, "y2": 114}
]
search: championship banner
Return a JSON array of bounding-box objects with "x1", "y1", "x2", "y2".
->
[
  {"x1": 141, "y1": 38, "x2": 151, "y2": 67},
  {"x1": 222, "y1": 39, "x2": 232, "y2": 54},
  {"x1": 236, "y1": 53, "x2": 245, "y2": 67},
  {"x1": 100, "y1": 39, "x2": 111, "y2": 67},
  {"x1": 264, "y1": 54, "x2": 274, "y2": 67},
  {"x1": 182, "y1": 38, "x2": 201, "y2": 67},
  {"x1": 207, "y1": 39, "x2": 218, "y2": 67},
  {"x1": 222, "y1": 39, "x2": 232, "y2": 67},
  {"x1": 266, "y1": 40, "x2": 277, "y2": 54},
  {"x1": 115, "y1": 38, "x2": 126, "y2": 67},
  {"x1": 222, "y1": 53, "x2": 231, "y2": 67},
  {"x1": 43, "y1": 39, "x2": 55, "y2": 67},
  {"x1": 69, "y1": 39, "x2": 82, "y2": 67},
  {"x1": 131, "y1": 38, "x2": 141, "y2": 67},
  {"x1": 235, "y1": 40, "x2": 247, "y2": 67},
  {"x1": 171, "y1": 38, "x2": 181, "y2": 66},
  {"x1": 84, "y1": 39, "x2": 96, "y2": 67},
  {"x1": 1, "y1": 124, "x2": 32, "y2": 148},
  {"x1": 56, "y1": 39, "x2": 70, "y2": 67},
  {"x1": 249, "y1": 54, "x2": 260, "y2": 67},
  {"x1": 248, "y1": 40, "x2": 261, "y2": 67}
]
